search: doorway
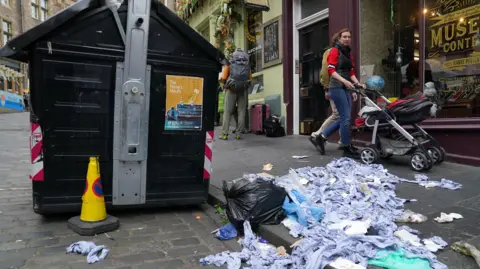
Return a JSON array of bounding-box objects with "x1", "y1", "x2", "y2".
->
[{"x1": 298, "y1": 19, "x2": 329, "y2": 135}]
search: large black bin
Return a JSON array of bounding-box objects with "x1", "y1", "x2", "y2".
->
[{"x1": 0, "y1": 0, "x2": 228, "y2": 215}]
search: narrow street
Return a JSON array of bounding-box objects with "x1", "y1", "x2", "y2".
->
[{"x1": 0, "y1": 112, "x2": 233, "y2": 269}]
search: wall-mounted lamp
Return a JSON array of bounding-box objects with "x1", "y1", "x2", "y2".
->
[{"x1": 396, "y1": 47, "x2": 404, "y2": 67}]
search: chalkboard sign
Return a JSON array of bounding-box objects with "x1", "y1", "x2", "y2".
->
[{"x1": 262, "y1": 16, "x2": 282, "y2": 68}]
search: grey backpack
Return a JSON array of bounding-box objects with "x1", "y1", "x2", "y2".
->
[{"x1": 226, "y1": 49, "x2": 250, "y2": 92}]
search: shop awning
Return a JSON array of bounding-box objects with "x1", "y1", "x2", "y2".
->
[{"x1": 241, "y1": 0, "x2": 270, "y2": 12}]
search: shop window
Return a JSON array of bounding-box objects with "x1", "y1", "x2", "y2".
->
[
  {"x1": 2, "y1": 20, "x2": 12, "y2": 46},
  {"x1": 359, "y1": 0, "x2": 420, "y2": 100},
  {"x1": 248, "y1": 74, "x2": 264, "y2": 95},
  {"x1": 246, "y1": 10, "x2": 262, "y2": 74},
  {"x1": 301, "y1": 0, "x2": 328, "y2": 19},
  {"x1": 424, "y1": 0, "x2": 480, "y2": 118}
]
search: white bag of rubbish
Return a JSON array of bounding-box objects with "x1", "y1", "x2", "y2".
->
[{"x1": 395, "y1": 209, "x2": 427, "y2": 223}]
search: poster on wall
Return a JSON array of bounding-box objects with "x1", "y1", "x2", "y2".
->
[
  {"x1": 263, "y1": 16, "x2": 282, "y2": 68},
  {"x1": 164, "y1": 75, "x2": 204, "y2": 131}
]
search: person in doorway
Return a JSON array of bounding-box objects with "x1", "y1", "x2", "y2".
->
[
  {"x1": 219, "y1": 48, "x2": 252, "y2": 140},
  {"x1": 314, "y1": 28, "x2": 365, "y2": 158},
  {"x1": 310, "y1": 32, "x2": 342, "y2": 151}
]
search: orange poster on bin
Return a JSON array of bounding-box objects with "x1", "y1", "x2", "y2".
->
[{"x1": 165, "y1": 75, "x2": 204, "y2": 131}]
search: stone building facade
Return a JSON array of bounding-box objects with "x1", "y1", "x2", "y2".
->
[{"x1": 0, "y1": 0, "x2": 75, "y2": 94}]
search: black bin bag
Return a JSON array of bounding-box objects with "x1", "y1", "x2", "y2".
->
[{"x1": 223, "y1": 178, "x2": 287, "y2": 232}]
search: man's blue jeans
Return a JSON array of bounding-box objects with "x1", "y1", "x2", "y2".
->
[{"x1": 321, "y1": 87, "x2": 352, "y2": 145}]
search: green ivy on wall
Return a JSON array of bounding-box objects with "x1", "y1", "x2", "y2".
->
[{"x1": 177, "y1": 0, "x2": 242, "y2": 58}]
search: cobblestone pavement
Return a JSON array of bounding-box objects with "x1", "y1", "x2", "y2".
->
[{"x1": 0, "y1": 113, "x2": 231, "y2": 269}]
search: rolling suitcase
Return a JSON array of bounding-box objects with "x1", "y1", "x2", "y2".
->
[{"x1": 250, "y1": 104, "x2": 270, "y2": 134}]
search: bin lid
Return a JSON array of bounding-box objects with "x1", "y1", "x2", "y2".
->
[{"x1": 0, "y1": 0, "x2": 229, "y2": 66}]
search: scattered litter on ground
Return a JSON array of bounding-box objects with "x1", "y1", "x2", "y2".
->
[
  {"x1": 423, "y1": 237, "x2": 448, "y2": 253},
  {"x1": 257, "y1": 172, "x2": 275, "y2": 179},
  {"x1": 277, "y1": 246, "x2": 287, "y2": 256},
  {"x1": 263, "y1": 163, "x2": 273, "y2": 171},
  {"x1": 434, "y1": 212, "x2": 463, "y2": 223},
  {"x1": 292, "y1": 155, "x2": 309, "y2": 159},
  {"x1": 223, "y1": 178, "x2": 286, "y2": 232},
  {"x1": 395, "y1": 229, "x2": 422, "y2": 247},
  {"x1": 215, "y1": 223, "x2": 238, "y2": 240},
  {"x1": 397, "y1": 225, "x2": 420, "y2": 235},
  {"x1": 368, "y1": 249, "x2": 433, "y2": 269},
  {"x1": 201, "y1": 221, "x2": 293, "y2": 269},
  {"x1": 452, "y1": 241, "x2": 480, "y2": 267},
  {"x1": 66, "y1": 241, "x2": 109, "y2": 264},
  {"x1": 400, "y1": 174, "x2": 462, "y2": 190},
  {"x1": 331, "y1": 257, "x2": 366, "y2": 269},
  {"x1": 396, "y1": 209, "x2": 428, "y2": 223},
  {"x1": 205, "y1": 158, "x2": 456, "y2": 269},
  {"x1": 104, "y1": 233, "x2": 114, "y2": 241},
  {"x1": 282, "y1": 190, "x2": 324, "y2": 227}
]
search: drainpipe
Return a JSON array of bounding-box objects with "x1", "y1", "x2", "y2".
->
[{"x1": 282, "y1": 0, "x2": 293, "y2": 135}]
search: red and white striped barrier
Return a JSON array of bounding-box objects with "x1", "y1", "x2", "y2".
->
[
  {"x1": 203, "y1": 131, "x2": 214, "y2": 179},
  {"x1": 30, "y1": 122, "x2": 44, "y2": 181}
]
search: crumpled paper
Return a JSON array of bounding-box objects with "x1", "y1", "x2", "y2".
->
[
  {"x1": 434, "y1": 212, "x2": 463, "y2": 223},
  {"x1": 204, "y1": 158, "x2": 451, "y2": 269},
  {"x1": 201, "y1": 221, "x2": 293, "y2": 269},
  {"x1": 66, "y1": 241, "x2": 109, "y2": 264}
]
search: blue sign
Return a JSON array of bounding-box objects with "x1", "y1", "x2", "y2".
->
[{"x1": 0, "y1": 90, "x2": 24, "y2": 111}]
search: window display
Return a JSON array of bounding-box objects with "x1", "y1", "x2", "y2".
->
[
  {"x1": 246, "y1": 10, "x2": 263, "y2": 74},
  {"x1": 425, "y1": 0, "x2": 480, "y2": 118},
  {"x1": 359, "y1": 0, "x2": 420, "y2": 99}
]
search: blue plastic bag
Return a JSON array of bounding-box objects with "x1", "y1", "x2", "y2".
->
[
  {"x1": 215, "y1": 223, "x2": 238, "y2": 240},
  {"x1": 282, "y1": 190, "x2": 324, "y2": 227}
]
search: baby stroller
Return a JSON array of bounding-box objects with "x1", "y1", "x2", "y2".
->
[{"x1": 353, "y1": 85, "x2": 445, "y2": 172}]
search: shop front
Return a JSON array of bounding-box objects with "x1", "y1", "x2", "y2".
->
[
  {"x1": 352, "y1": 0, "x2": 480, "y2": 166},
  {"x1": 283, "y1": 0, "x2": 480, "y2": 165}
]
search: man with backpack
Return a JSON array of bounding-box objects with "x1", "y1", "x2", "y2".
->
[
  {"x1": 219, "y1": 48, "x2": 252, "y2": 140},
  {"x1": 309, "y1": 34, "x2": 342, "y2": 151}
]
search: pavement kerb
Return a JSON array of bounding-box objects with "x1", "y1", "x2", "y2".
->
[{"x1": 206, "y1": 184, "x2": 339, "y2": 269}]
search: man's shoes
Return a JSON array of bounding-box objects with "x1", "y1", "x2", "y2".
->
[
  {"x1": 235, "y1": 135, "x2": 242, "y2": 140},
  {"x1": 343, "y1": 144, "x2": 360, "y2": 159},
  {"x1": 309, "y1": 135, "x2": 326, "y2": 155},
  {"x1": 219, "y1": 134, "x2": 228, "y2": 140}
]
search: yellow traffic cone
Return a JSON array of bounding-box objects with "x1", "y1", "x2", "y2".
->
[
  {"x1": 80, "y1": 157, "x2": 107, "y2": 222},
  {"x1": 68, "y1": 157, "x2": 119, "y2": 236}
]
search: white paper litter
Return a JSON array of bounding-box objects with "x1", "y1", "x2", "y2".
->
[
  {"x1": 434, "y1": 212, "x2": 463, "y2": 223},
  {"x1": 424, "y1": 239, "x2": 444, "y2": 252},
  {"x1": 292, "y1": 155, "x2": 309, "y2": 159},
  {"x1": 394, "y1": 229, "x2": 422, "y2": 247},
  {"x1": 396, "y1": 209, "x2": 428, "y2": 223},
  {"x1": 330, "y1": 257, "x2": 366, "y2": 269},
  {"x1": 263, "y1": 163, "x2": 273, "y2": 171},
  {"x1": 328, "y1": 220, "x2": 371, "y2": 236}
]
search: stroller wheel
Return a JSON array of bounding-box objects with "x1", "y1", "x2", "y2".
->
[
  {"x1": 427, "y1": 147, "x2": 444, "y2": 164},
  {"x1": 380, "y1": 152, "x2": 393, "y2": 159},
  {"x1": 360, "y1": 147, "x2": 379, "y2": 165},
  {"x1": 410, "y1": 151, "x2": 433, "y2": 172}
]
